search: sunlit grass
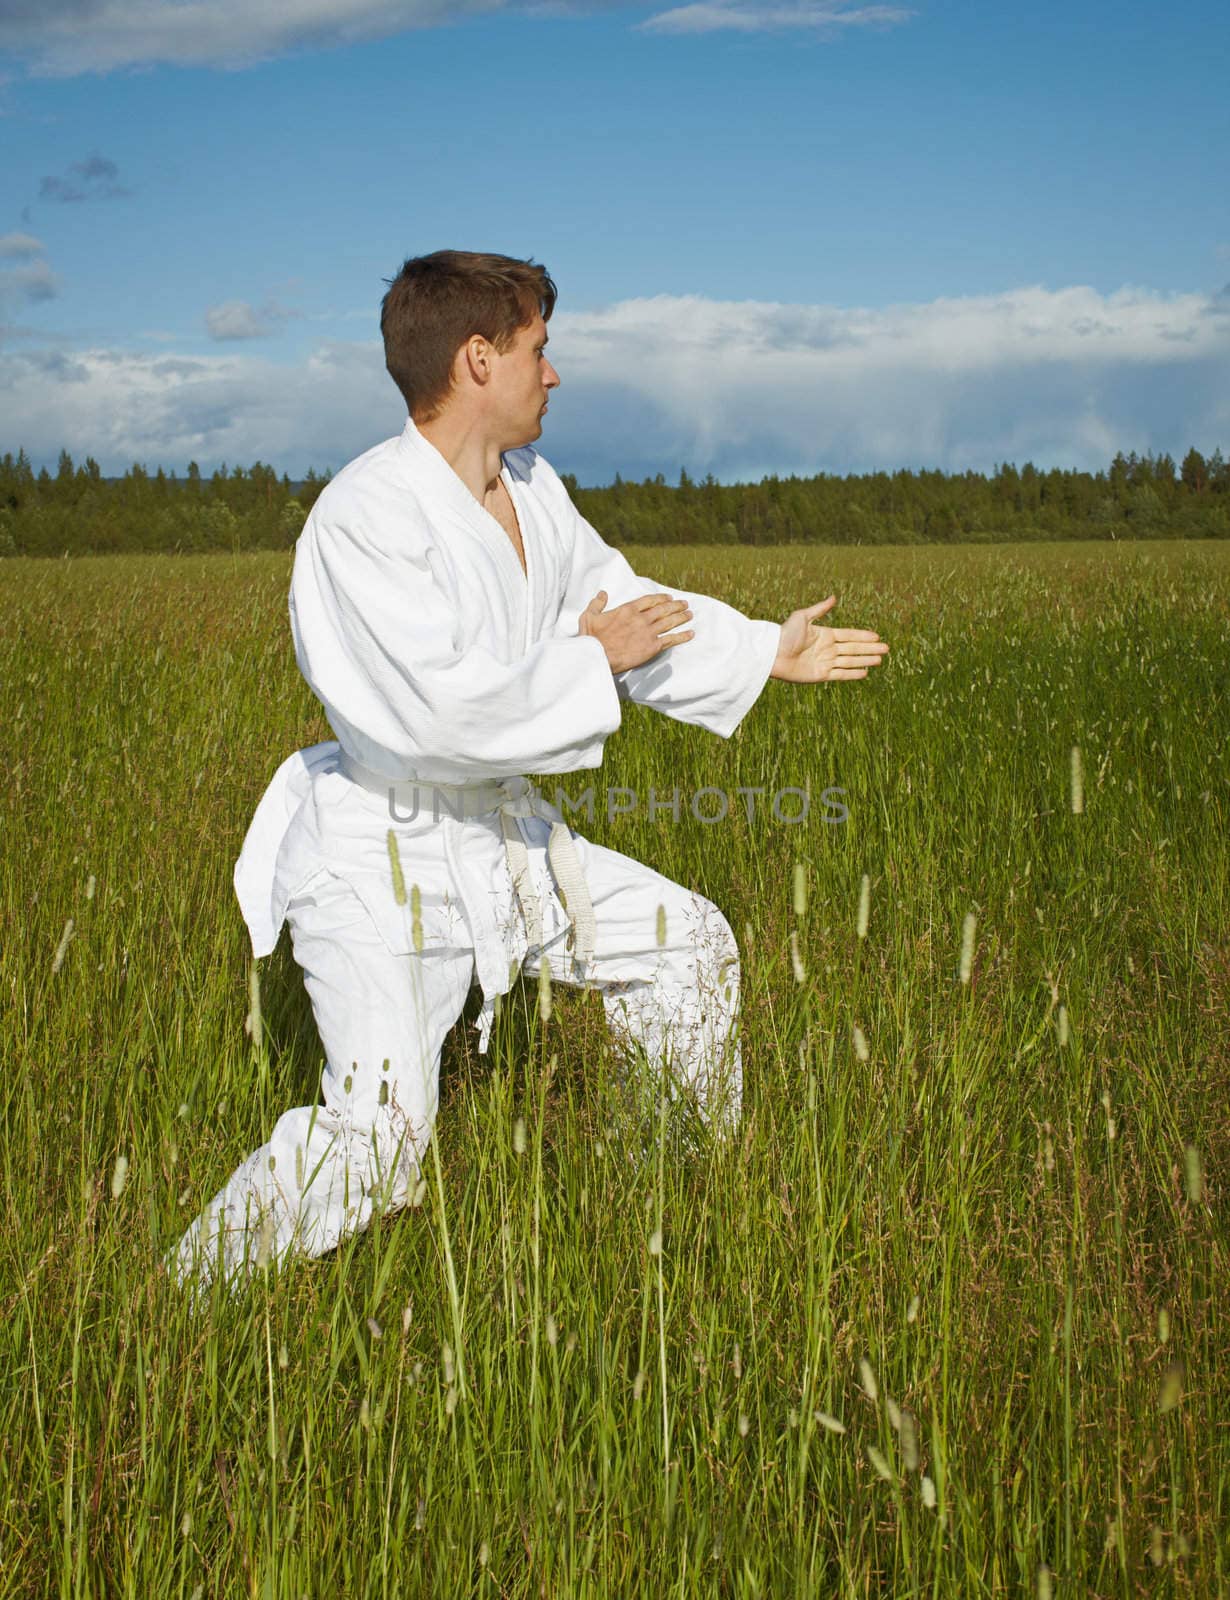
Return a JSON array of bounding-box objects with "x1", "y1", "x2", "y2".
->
[{"x1": 1, "y1": 540, "x2": 1227, "y2": 1595}]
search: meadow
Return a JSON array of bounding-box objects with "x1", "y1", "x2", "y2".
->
[{"x1": 1, "y1": 539, "x2": 1226, "y2": 1596}]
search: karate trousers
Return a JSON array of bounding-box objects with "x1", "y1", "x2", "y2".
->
[{"x1": 170, "y1": 824, "x2": 741, "y2": 1291}]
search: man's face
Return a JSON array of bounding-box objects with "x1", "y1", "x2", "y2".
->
[{"x1": 489, "y1": 313, "x2": 560, "y2": 448}]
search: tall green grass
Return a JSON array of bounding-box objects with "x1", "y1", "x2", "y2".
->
[{"x1": 1, "y1": 541, "x2": 1226, "y2": 1595}]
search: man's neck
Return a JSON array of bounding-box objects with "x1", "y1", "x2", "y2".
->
[{"x1": 416, "y1": 410, "x2": 505, "y2": 504}]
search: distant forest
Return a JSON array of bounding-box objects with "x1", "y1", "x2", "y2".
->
[{"x1": 1, "y1": 444, "x2": 1228, "y2": 557}]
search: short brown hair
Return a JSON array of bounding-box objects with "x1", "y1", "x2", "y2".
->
[{"x1": 380, "y1": 250, "x2": 557, "y2": 422}]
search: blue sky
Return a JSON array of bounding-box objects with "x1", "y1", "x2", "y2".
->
[{"x1": 2, "y1": 0, "x2": 1227, "y2": 483}]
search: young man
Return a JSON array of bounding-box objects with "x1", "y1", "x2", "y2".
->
[{"x1": 170, "y1": 249, "x2": 888, "y2": 1291}]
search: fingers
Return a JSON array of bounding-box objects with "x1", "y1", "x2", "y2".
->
[
  {"x1": 804, "y1": 596, "x2": 837, "y2": 620},
  {"x1": 834, "y1": 644, "x2": 889, "y2": 662},
  {"x1": 830, "y1": 628, "x2": 885, "y2": 644},
  {"x1": 643, "y1": 598, "x2": 692, "y2": 629},
  {"x1": 634, "y1": 592, "x2": 682, "y2": 614},
  {"x1": 585, "y1": 591, "x2": 609, "y2": 613},
  {"x1": 657, "y1": 629, "x2": 695, "y2": 649}
]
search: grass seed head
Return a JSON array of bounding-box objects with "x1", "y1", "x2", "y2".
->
[
  {"x1": 1158, "y1": 1307, "x2": 1170, "y2": 1345},
  {"x1": 815, "y1": 1411, "x2": 846, "y2": 1435},
  {"x1": 110, "y1": 1152, "x2": 129, "y2": 1199},
  {"x1": 793, "y1": 862, "x2": 807, "y2": 917},
  {"x1": 1070, "y1": 745, "x2": 1084, "y2": 814},
  {"x1": 959, "y1": 912, "x2": 977, "y2": 984},
  {"x1": 386, "y1": 830, "x2": 407, "y2": 906},
  {"x1": 921, "y1": 1475, "x2": 936, "y2": 1509},
  {"x1": 255, "y1": 1211, "x2": 275, "y2": 1271},
  {"x1": 852, "y1": 1024, "x2": 869, "y2": 1062},
  {"x1": 1184, "y1": 1145, "x2": 1202, "y2": 1203},
  {"x1": 790, "y1": 931, "x2": 805, "y2": 982},
  {"x1": 1037, "y1": 1562, "x2": 1053, "y2": 1600},
  {"x1": 899, "y1": 1410, "x2": 920, "y2": 1472},
  {"x1": 857, "y1": 873, "x2": 871, "y2": 939},
  {"x1": 51, "y1": 917, "x2": 75, "y2": 975},
  {"x1": 513, "y1": 1117, "x2": 527, "y2": 1156},
  {"x1": 866, "y1": 1445, "x2": 893, "y2": 1482},
  {"x1": 859, "y1": 1357, "x2": 878, "y2": 1402},
  {"x1": 1159, "y1": 1360, "x2": 1184, "y2": 1414}
]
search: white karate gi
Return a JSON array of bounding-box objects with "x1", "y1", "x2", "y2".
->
[{"x1": 170, "y1": 418, "x2": 780, "y2": 1289}]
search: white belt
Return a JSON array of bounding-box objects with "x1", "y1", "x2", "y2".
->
[{"x1": 337, "y1": 751, "x2": 596, "y2": 978}]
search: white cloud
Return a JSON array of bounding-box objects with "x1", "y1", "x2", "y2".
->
[
  {"x1": 0, "y1": 231, "x2": 46, "y2": 258},
  {"x1": 1, "y1": 0, "x2": 513, "y2": 75},
  {"x1": 205, "y1": 299, "x2": 294, "y2": 340},
  {"x1": 0, "y1": 340, "x2": 401, "y2": 469},
  {"x1": 0, "y1": 0, "x2": 909, "y2": 72},
  {"x1": 1, "y1": 284, "x2": 1227, "y2": 480},
  {"x1": 544, "y1": 284, "x2": 1230, "y2": 480},
  {"x1": 0, "y1": 233, "x2": 58, "y2": 318},
  {"x1": 640, "y1": 2, "x2": 912, "y2": 36}
]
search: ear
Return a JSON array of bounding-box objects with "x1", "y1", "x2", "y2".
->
[{"x1": 461, "y1": 334, "x2": 493, "y2": 388}]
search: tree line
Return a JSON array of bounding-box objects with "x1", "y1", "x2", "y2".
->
[{"x1": 1, "y1": 445, "x2": 1227, "y2": 558}]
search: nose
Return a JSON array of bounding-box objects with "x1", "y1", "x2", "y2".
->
[{"x1": 543, "y1": 360, "x2": 560, "y2": 390}]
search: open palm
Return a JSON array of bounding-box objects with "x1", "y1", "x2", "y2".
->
[{"x1": 771, "y1": 595, "x2": 889, "y2": 683}]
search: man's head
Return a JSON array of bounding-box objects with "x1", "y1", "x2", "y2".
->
[{"x1": 381, "y1": 250, "x2": 559, "y2": 444}]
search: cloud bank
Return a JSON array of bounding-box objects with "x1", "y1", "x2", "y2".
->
[{"x1": 1, "y1": 284, "x2": 1226, "y2": 481}]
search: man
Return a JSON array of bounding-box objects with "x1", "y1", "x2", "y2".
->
[{"x1": 170, "y1": 250, "x2": 888, "y2": 1291}]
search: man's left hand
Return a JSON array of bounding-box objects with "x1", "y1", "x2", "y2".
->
[{"x1": 770, "y1": 595, "x2": 889, "y2": 683}]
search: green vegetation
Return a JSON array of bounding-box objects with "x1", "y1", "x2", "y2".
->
[
  {"x1": 2, "y1": 444, "x2": 1227, "y2": 556},
  {"x1": 1, "y1": 541, "x2": 1227, "y2": 1594}
]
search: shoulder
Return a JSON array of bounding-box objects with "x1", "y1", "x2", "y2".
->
[
  {"x1": 311, "y1": 435, "x2": 406, "y2": 518},
  {"x1": 305, "y1": 433, "x2": 433, "y2": 549}
]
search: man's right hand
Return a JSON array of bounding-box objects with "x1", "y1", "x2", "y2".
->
[{"x1": 578, "y1": 591, "x2": 694, "y2": 673}]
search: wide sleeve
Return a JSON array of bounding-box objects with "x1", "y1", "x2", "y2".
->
[
  {"x1": 543, "y1": 464, "x2": 781, "y2": 739},
  {"x1": 290, "y1": 508, "x2": 622, "y2": 782}
]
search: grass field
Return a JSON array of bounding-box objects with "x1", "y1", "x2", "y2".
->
[{"x1": 1, "y1": 540, "x2": 1227, "y2": 1596}]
